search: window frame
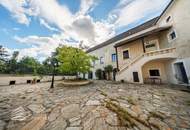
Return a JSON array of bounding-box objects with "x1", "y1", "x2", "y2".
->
[
  {"x1": 149, "y1": 69, "x2": 161, "y2": 77},
  {"x1": 122, "y1": 49, "x2": 130, "y2": 60},
  {"x1": 100, "y1": 56, "x2": 104, "y2": 64},
  {"x1": 111, "y1": 53, "x2": 116, "y2": 62},
  {"x1": 168, "y1": 29, "x2": 177, "y2": 42}
]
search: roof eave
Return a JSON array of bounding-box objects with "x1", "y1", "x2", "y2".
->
[{"x1": 114, "y1": 26, "x2": 172, "y2": 47}]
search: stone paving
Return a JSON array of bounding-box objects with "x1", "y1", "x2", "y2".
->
[{"x1": 0, "y1": 81, "x2": 190, "y2": 130}]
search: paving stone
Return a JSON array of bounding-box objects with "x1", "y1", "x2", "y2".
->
[
  {"x1": 21, "y1": 114, "x2": 47, "y2": 130},
  {"x1": 82, "y1": 112, "x2": 97, "y2": 130},
  {"x1": 66, "y1": 127, "x2": 83, "y2": 130},
  {"x1": 92, "y1": 118, "x2": 109, "y2": 130},
  {"x1": 69, "y1": 116, "x2": 81, "y2": 126},
  {"x1": 44, "y1": 116, "x2": 67, "y2": 130},
  {"x1": 86, "y1": 100, "x2": 101, "y2": 106},
  {"x1": 0, "y1": 120, "x2": 6, "y2": 130},
  {"x1": 120, "y1": 103, "x2": 130, "y2": 108},
  {"x1": 11, "y1": 106, "x2": 31, "y2": 121},
  {"x1": 149, "y1": 117, "x2": 171, "y2": 130},
  {"x1": 61, "y1": 104, "x2": 80, "y2": 119},
  {"x1": 48, "y1": 107, "x2": 61, "y2": 122},
  {"x1": 105, "y1": 113, "x2": 118, "y2": 126},
  {"x1": 125, "y1": 107, "x2": 138, "y2": 118},
  {"x1": 131, "y1": 105, "x2": 142, "y2": 115},
  {"x1": 27, "y1": 104, "x2": 45, "y2": 114}
]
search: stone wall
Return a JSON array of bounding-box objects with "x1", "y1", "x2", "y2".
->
[{"x1": 0, "y1": 75, "x2": 64, "y2": 86}]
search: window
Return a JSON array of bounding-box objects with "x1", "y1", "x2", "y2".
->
[
  {"x1": 149, "y1": 69, "x2": 160, "y2": 77},
  {"x1": 145, "y1": 44, "x2": 156, "y2": 48},
  {"x1": 123, "y1": 50, "x2": 129, "y2": 59},
  {"x1": 100, "y1": 57, "x2": 104, "y2": 64},
  {"x1": 166, "y1": 16, "x2": 171, "y2": 23},
  {"x1": 168, "y1": 30, "x2": 177, "y2": 41},
  {"x1": 145, "y1": 40, "x2": 158, "y2": 48},
  {"x1": 112, "y1": 54, "x2": 116, "y2": 62},
  {"x1": 170, "y1": 31, "x2": 176, "y2": 40}
]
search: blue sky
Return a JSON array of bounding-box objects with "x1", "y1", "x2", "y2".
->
[{"x1": 0, "y1": 0, "x2": 171, "y2": 61}]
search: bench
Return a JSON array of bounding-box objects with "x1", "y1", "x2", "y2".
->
[
  {"x1": 37, "y1": 79, "x2": 40, "y2": 83},
  {"x1": 9, "y1": 80, "x2": 16, "y2": 85},
  {"x1": 27, "y1": 80, "x2": 32, "y2": 84},
  {"x1": 145, "y1": 77, "x2": 162, "y2": 84}
]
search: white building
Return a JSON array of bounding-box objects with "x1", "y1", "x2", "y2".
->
[{"x1": 86, "y1": 0, "x2": 190, "y2": 85}]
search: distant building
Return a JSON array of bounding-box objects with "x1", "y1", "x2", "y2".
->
[{"x1": 86, "y1": 0, "x2": 190, "y2": 85}]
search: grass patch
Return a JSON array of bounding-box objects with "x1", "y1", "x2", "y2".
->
[
  {"x1": 127, "y1": 96, "x2": 137, "y2": 105},
  {"x1": 105, "y1": 99, "x2": 150, "y2": 129},
  {"x1": 97, "y1": 89, "x2": 108, "y2": 97}
]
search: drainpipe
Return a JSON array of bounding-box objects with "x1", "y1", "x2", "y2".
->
[
  {"x1": 115, "y1": 46, "x2": 119, "y2": 71},
  {"x1": 142, "y1": 37, "x2": 146, "y2": 53}
]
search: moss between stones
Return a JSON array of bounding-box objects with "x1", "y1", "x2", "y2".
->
[{"x1": 104, "y1": 99, "x2": 150, "y2": 129}]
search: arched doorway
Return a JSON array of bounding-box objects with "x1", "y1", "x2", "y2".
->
[{"x1": 142, "y1": 58, "x2": 174, "y2": 84}]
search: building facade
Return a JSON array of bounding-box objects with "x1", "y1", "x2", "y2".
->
[{"x1": 86, "y1": 0, "x2": 190, "y2": 85}]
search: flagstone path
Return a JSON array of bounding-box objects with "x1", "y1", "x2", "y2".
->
[{"x1": 0, "y1": 81, "x2": 190, "y2": 130}]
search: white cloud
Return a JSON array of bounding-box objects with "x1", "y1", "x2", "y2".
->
[
  {"x1": 1, "y1": 0, "x2": 170, "y2": 60},
  {"x1": 29, "y1": 0, "x2": 73, "y2": 30},
  {"x1": 39, "y1": 19, "x2": 59, "y2": 32},
  {"x1": 14, "y1": 33, "x2": 80, "y2": 60},
  {"x1": 78, "y1": 0, "x2": 97, "y2": 15},
  {"x1": 0, "y1": 0, "x2": 30, "y2": 25},
  {"x1": 111, "y1": 0, "x2": 171, "y2": 28}
]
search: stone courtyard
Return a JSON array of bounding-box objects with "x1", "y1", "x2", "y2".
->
[{"x1": 0, "y1": 81, "x2": 190, "y2": 130}]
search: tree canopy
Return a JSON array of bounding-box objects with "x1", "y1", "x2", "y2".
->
[{"x1": 57, "y1": 46, "x2": 97, "y2": 76}]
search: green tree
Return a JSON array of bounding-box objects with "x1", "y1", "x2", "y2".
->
[
  {"x1": 0, "y1": 45, "x2": 9, "y2": 62},
  {"x1": 0, "y1": 45, "x2": 9, "y2": 73},
  {"x1": 57, "y1": 46, "x2": 97, "y2": 78},
  {"x1": 95, "y1": 69, "x2": 103, "y2": 80},
  {"x1": 18, "y1": 56, "x2": 40, "y2": 75},
  {"x1": 104, "y1": 65, "x2": 113, "y2": 80},
  {"x1": 6, "y1": 51, "x2": 19, "y2": 74}
]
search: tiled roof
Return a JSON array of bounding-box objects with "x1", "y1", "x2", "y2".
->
[{"x1": 86, "y1": 17, "x2": 159, "y2": 53}]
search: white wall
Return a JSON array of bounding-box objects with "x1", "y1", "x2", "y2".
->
[
  {"x1": 0, "y1": 75, "x2": 64, "y2": 86},
  {"x1": 88, "y1": 42, "x2": 117, "y2": 79}
]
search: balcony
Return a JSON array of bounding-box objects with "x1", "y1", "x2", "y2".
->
[{"x1": 118, "y1": 47, "x2": 176, "y2": 74}]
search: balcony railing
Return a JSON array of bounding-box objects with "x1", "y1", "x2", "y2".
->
[{"x1": 118, "y1": 47, "x2": 176, "y2": 74}]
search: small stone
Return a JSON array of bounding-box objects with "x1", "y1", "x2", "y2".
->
[
  {"x1": 105, "y1": 113, "x2": 118, "y2": 126},
  {"x1": 86, "y1": 100, "x2": 100, "y2": 106},
  {"x1": 66, "y1": 127, "x2": 82, "y2": 130},
  {"x1": 140, "y1": 114, "x2": 148, "y2": 120},
  {"x1": 69, "y1": 117, "x2": 81, "y2": 126},
  {"x1": 118, "y1": 89, "x2": 124, "y2": 92},
  {"x1": 120, "y1": 103, "x2": 130, "y2": 108},
  {"x1": 26, "y1": 89, "x2": 34, "y2": 93},
  {"x1": 131, "y1": 105, "x2": 142, "y2": 115},
  {"x1": 125, "y1": 107, "x2": 138, "y2": 118}
]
